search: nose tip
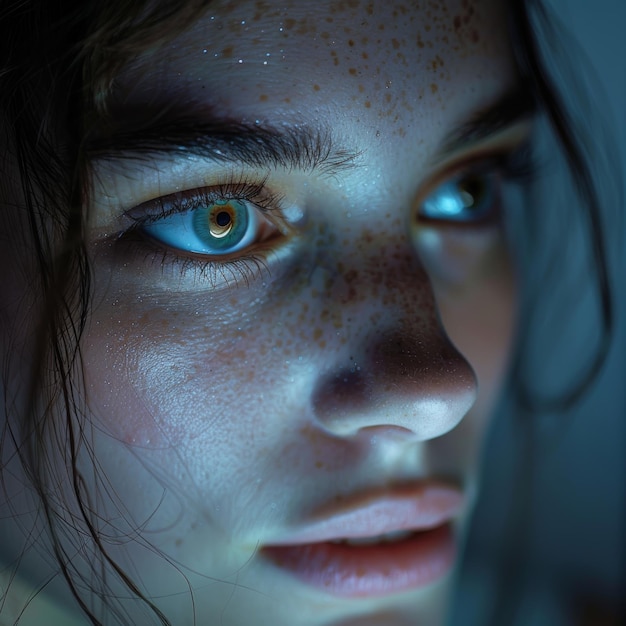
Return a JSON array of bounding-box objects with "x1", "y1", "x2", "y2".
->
[{"x1": 311, "y1": 335, "x2": 477, "y2": 440}]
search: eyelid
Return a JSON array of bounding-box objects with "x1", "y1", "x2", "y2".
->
[
  {"x1": 429, "y1": 118, "x2": 534, "y2": 169},
  {"x1": 416, "y1": 135, "x2": 534, "y2": 206},
  {"x1": 123, "y1": 174, "x2": 284, "y2": 225},
  {"x1": 88, "y1": 158, "x2": 304, "y2": 237},
  {"x1": 414, "y1": 137, "x2": 537, "y2": 227},
  {"x1": 111, "y1": 173, "x2": 301, "y2": 276}
]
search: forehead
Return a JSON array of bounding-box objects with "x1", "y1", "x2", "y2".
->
[{"x1": 116, "y1": 0, "x2": 515, "y2": 124}]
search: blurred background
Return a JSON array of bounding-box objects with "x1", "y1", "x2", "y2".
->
[{"x1": 450, "y1": 1, "x2": 625, "y2": 624}]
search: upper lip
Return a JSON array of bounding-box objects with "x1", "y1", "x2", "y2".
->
[{"x1": 263, "y1": 480, "x2": 464, "y2": 546}]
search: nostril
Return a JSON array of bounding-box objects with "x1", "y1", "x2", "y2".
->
[
  {"x1": 311, "y1": 335, "x2": 477, "y2": 440},
  {"x1": 312, "y1": 369, "x2": 376, "y2": 421}
]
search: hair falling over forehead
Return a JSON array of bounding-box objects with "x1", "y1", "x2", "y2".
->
[{"x1": 0, "y1": 0, "x2": 619, "y2": 624}]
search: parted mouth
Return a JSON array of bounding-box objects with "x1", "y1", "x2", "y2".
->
[
  {"x1": 259, "y1": 482, "x2": 464, "y2": 598},
  {"x1": 262, "y1": 480, "x2": 464, "y2": 547}
]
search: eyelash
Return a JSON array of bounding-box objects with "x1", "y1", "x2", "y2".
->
[
  {"x1": 115, "y1": 145, "x2": 539, "y2": 286},
  {"x1": 126, "y1": 174, "x2": 282, "y2": 224},
  {"x1": 116, "y1": 173, "x2": 285, "y2": 287},
  {"x1": 417, "y1": 140, "x2": 539, "y2": 225},
  {"x1": 480, "y1": 140, "x2": 539, "y2": 187}
]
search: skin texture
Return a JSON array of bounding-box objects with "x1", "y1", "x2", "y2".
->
[{"x1": 1, "y1": 0, "x2": 525, "y2": 624}]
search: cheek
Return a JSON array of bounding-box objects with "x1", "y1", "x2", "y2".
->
[
  {"x1": 418, "y1": 228, "x2": 517, "y2": 403},
  {"x1": 82, "y1": 310, "x2": 261, "y2": 450},
  {"x1": 81, "y1": 275, "x2": 317, "y2": 455},
  {"x1": 421, "y1": 234, "x2": 515, "y2": 475},
  {"x1": 440, "y1": 273, "x2": 516, "y2": 419}
]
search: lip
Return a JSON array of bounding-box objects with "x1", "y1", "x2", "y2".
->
[{"x1": 261, "y1": 482, "x2": 464, "y2": 598}]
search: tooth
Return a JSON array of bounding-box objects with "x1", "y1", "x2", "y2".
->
[
  {"x1": 382, "y1": 530, "x2": 414, "y2": 543},
  {"x1": 341, "y1": 530, "x2": 414, "y2": 546},
  {"x1": 344, "y1": 536, "x2": 385, "y2": 546}
]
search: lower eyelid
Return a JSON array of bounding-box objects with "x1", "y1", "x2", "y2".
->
[{"x1": 105, "y1": 231, "x2": 282, "y2": 289}]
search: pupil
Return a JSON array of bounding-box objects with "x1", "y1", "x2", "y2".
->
[
  {"x1": 460, "y1": 177, "x2": 485, "y2": 209},
  {"x1": 195, "y1": 199, "x2": 248, "y2": 246},
  {"x1": 216, "y1": 211, "x2": 231, "y2": 227}
]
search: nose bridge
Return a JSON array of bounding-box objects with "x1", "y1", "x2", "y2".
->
[
  {"x1": 308, "y1": 232, "x2": 478, "y2": 441},
  {"x1": 309, "y1": 230, "x2": 437, "y2": 338}
]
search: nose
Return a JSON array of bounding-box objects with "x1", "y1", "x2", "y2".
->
[{"x1": 310, "y1": 260, "x2": 477, "y2": 441}]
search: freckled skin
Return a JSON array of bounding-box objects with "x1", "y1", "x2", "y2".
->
[{"x1": 0, "y1": 1, "x2": 520, "y2": 625}]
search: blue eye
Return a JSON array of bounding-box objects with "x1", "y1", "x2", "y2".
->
[
  {"x1": 419, "y1": 172, "x2": 497, "y2": 223},
  {"x1": 141, "y1": 198, "x2": 260, "y2": 255}
]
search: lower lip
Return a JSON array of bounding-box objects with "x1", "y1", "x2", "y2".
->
[{"x1": 261, "y1": 523, "x2": 456, "y2": 598}]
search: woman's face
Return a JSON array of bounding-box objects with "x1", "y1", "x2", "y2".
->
[{"x1": 3, "y1": 0, "x2": 530, "y2": 624}]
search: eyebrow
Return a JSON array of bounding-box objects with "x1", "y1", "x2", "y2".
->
[
  {"x1": 85, "y1": 106, "x2": 361, "y2": 177},
  {"x1": 85, "y1": 86, "x2": 536, "y2": 174},
  {"x1": 436, "y1": 85, "x2": 537, "y2": 160}
]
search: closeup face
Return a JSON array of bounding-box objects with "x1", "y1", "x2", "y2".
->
[{"x1": 1, "y1": 0, "x2": 534, "y2": 624}]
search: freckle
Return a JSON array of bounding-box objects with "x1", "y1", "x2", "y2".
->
[
  {"x1": 283, "y1": 97, "x2": 291, "y2": 103},
  {"x1": 385, "y1": 93, "x2": 391, "y2": 103},
  {"x1": 326, "y1": 16, "x2": 333, "y2": 22},
  {"x1": 321, "y1": 31, "x2": 330, "y2": 39},
  {"x1": 358, "y1": 84, "x2": 365, "y2": 93},
  {"x1": 391, "y1": 38, "x2": 400, "y2": 50},
  {"x1": 361, "y1": 51, "x2": 368, "y2": 59},
  {"x1": 259, "y1": 93, "x2": 268, "y2": 101},
  {"x1": 471, "y1": 29, "x2": 480, "y2": 42},
  {"x1": 378, "y1": 23, "x2": 384, "y2": 30},
  {"x1": 222, "y1": 45, "x2": 234, "y2": 58},
  {"x1": 430, "y1": 83, "x2": 438, "y2": 93},
  {"x1": 453, "y1": 15, "x2": 461, "y2": 30},
  {"x1": 348, "y1": 39, "x2": 355, "y2": 46},
  {"x1": 348, "y1": 68, "x2": 357, "y2": 76},
  {"x1": 313, "y1": 84, "x2": 321, "y2": 92},
  {"x1": 297, "y1": 21, "x2": 313, "y2": 35},
  {"x1": 364, "y1": 101, "x2": 371, "y2": 108}
]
